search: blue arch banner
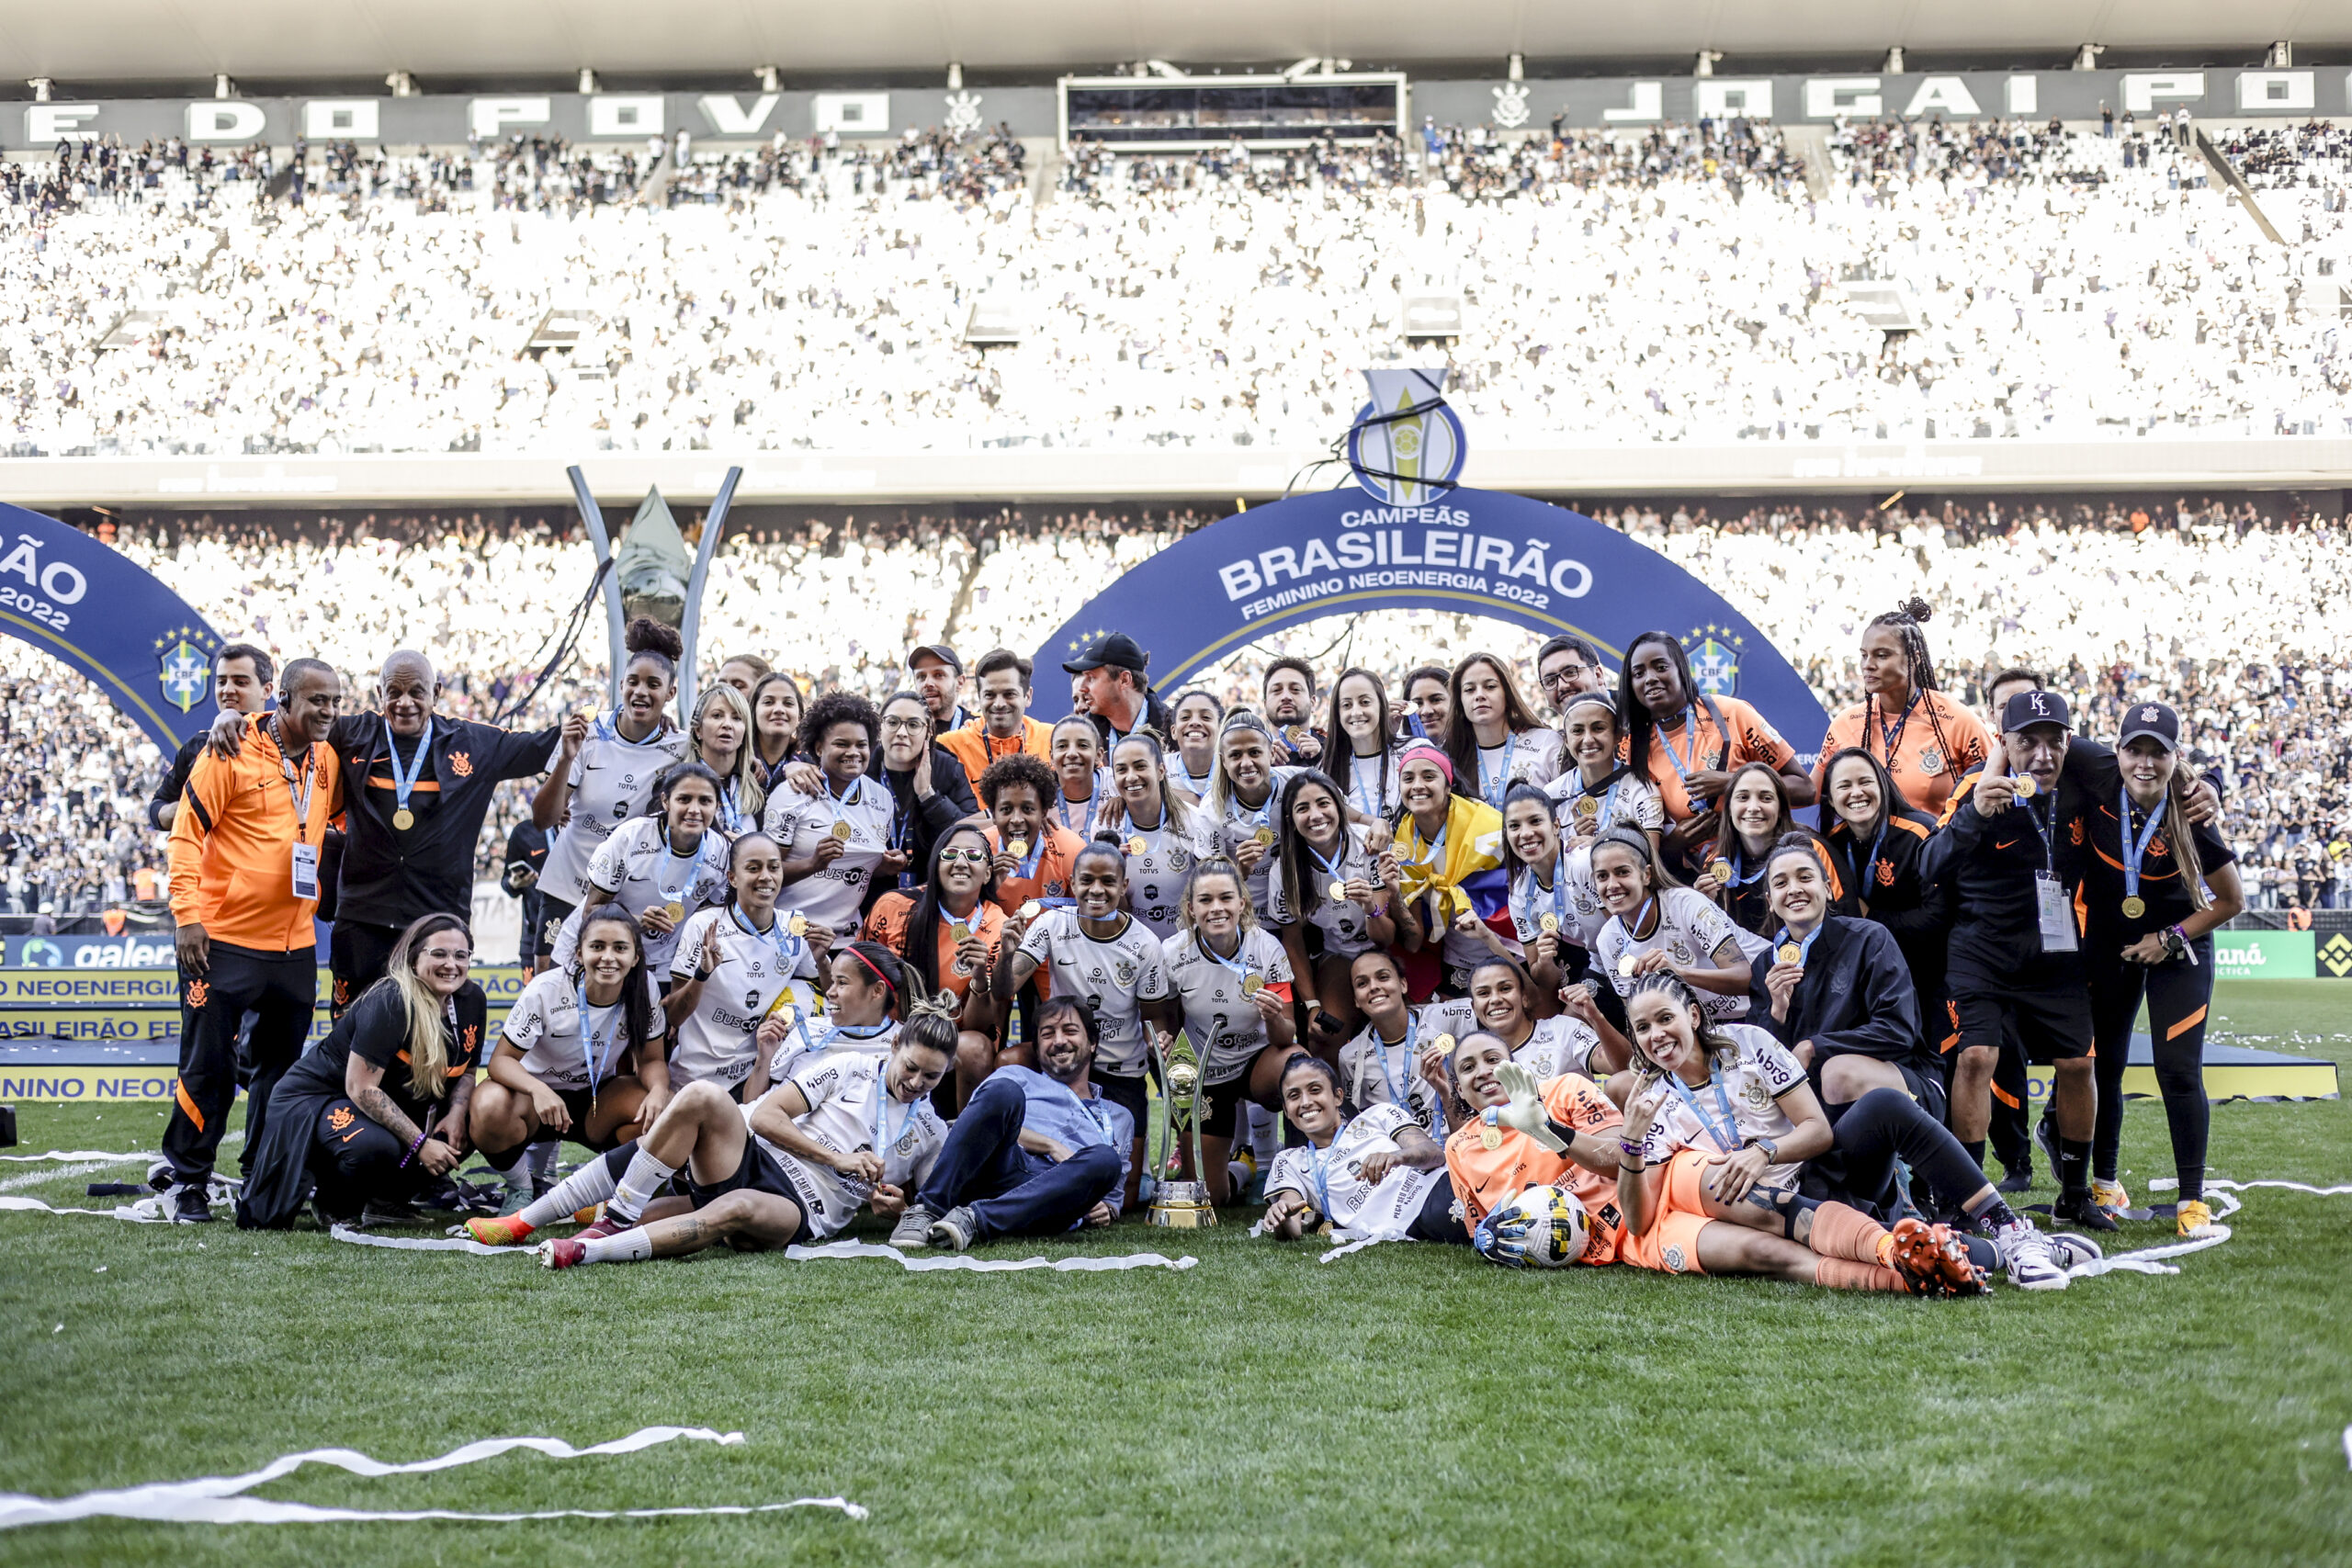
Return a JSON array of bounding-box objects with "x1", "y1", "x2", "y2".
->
[
  {"x1": 1035, "y1": 486, "x2": 1829, "y2": 755},
  {"x1": 0, "y1": 502, "x2": 227, "y2": 751}
]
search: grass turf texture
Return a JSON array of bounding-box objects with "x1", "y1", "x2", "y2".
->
[{"x1": 2, "y1": 978, "x2": 2346, "y2": 1567}]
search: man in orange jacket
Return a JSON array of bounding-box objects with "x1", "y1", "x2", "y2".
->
[
  {"x1": 163, "y1": 658, "x2": 344, "y2": 1222},
  {"x1": 937, "y1": 648, "x2": 1053, "y2": 783}
]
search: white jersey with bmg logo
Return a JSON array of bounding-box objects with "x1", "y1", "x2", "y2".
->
[
  {"x1": 1159, "y1": 926, "x2": 1294, "y2": 1085},
  {"x1": 761, "y1": 1051, "x2": 948, "y2": 1240},
  {"x1": 1507, "y1": 1014, "x2": 1605, "y2": 1081},
  {"x1": 548, "y1": 818, "x2": 729, "y2": 973},
  {"x1": 1596, "y1": 887, "x2": 1748, "y2": 1021},
  {"x1": 540, "y1": 716, "x2": 691, "y2": 907},
  {"x1": 1111, "y1": 813, "x2": 1217, "y2": 940},
  {"x1": 766, "y1": 1016, "x2": 901, "y2": 1085},
  {"x1": 1336, "y1": 1010, "x2": 1450, "y2": 1137},
  {"x1": 1212, "y1": 766, "x2": 1306, "y2": 915},
  {"x1": 1264, "y1": 821, "x2": 1387, "y2": 960},
  {"x1": 762, "y1": 776, "x2": 897, "y2": 933},
  {"x1": 1629, "y1": 1023, "x2": 1806, "y2": 1191},
  {"x1": 1264, "y1": 1102, "x2": 1439, "y2": 1228},
  {"x1": 1016, "y1": 908, "x2": 1170, "y2": 1075},
  {"x1": 1508, "y1": 850, "x2": 1610, "y2": 953},
  {"x1": 500, "y1": 969, "x2": 669, "y2": 1091},
  {"x1": 664, "y1": 906, "x2": 823, "y2": 1089}
]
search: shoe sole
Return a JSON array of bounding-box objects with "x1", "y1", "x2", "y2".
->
[
  {"x1": 1887, "y1": 1220, "x2": 1986, "y2": 1298},
  {"x1": 2010, "y1": 1269, "x2": 2070, "y2": 1291}
]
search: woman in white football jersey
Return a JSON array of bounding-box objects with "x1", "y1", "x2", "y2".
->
[
  {"x1": 1443, "y1": 652, "x2": 1565, "y2": 809},
  {"x1": 469, "y1": 905, "x2": 671, "y2": 1193},
  {"x1": 1166, "y1": 688, "x2": 1224, "y2": 802},
  {"x1": 1266, "y1": 768, "x2": 1396, "y2": 1053},
  {"x1": 1156, "y1": 857, "x2": 1295, "y2": 1205},
  {"x1": 1335, "y1": 949, "x2": 1450, "y2": 1138},
  {"x1": 1323, "y1": 666, "x2": 1405, "y2": 821},
  {"x1": 501, "y1": 1000, "x2": 960, "y2": 1267},
  {"x1": 1498, "y1": 782, "x2": 1627, "y2": 1040},
  {"x1": 1589, "y1": 828, "x2": 1752, "y2": 1021},
  {"x1": 665, "y1": 832, "x2": 831, "y2": 1100},
  {"x1": 763, "y1": 691, "x2": 895, "y2": 934},
  {"x1": 1261, "y1": 1054, "x2": 1463, "y2": 1245},
  {"x1": 686, "y1": 682, "x2": 765, "y2": 838},
  {"x1": 998, "y1": 840, "x2": 1170, "y2": 1197},
  {"x1": 1203, "y1": 711, "x2": 1306, "y2": 917},
  {"x1": 1461, "y1": 954, "x2": 1617, "y2": 1083},
  {"x1": 1098, "y1": 731, "x2": 1216, "y2": 940},
  {"x1": 762, "y1": 942, "x2": 911, "y2": 1088},
  {"x1": 530, "y1": 617, "x2": 692, "y2": 964},
  {"x1": 1544, "y1": 692, "x2": 1666, "y2": 849},
  {"x1": 1047, "y1": 716, "x2": 1113, "y2": 840},
  {"x1": 547, "y1": 761, "x2": 730, "y2": 976}
]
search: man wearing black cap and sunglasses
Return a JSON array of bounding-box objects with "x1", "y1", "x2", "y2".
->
[{"x1": 1063, "y1": 633, "x2": 1170, "y2": 745}]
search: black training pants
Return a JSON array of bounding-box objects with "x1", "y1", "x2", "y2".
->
[
  {"x1": 164, "y1": 943, "x2": 317, "y2": 1185},
  {"x1": 2087, "y1": 938, "x2": 2213, "y2": 1198}
]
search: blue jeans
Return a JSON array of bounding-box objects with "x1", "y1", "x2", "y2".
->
[{"x1": 918, "y1": 1076, "x2": 1121, "y2": 1239}]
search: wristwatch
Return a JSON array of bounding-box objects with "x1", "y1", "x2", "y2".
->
[
  {"x1": 1746, "y1": 1134, "x2": 1780, "y2": 1164},
  {"x1": 2162, "y1": 925, "x2": 2189, "y2": 960}
]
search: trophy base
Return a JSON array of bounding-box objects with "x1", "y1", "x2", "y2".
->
[{"x1": 1147, "y1": 1179, "x2": 1218, "y2": 1228}]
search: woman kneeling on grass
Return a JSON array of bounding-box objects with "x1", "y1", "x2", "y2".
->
[
  {"x1": 1612, "y1": 973, "x2": 1990, "y2": 1295},
  {"x1": 1259, "y1": 1054, "x2": 1462, "y2": 1245},
  {"x1": 466, "y1": 991, "x2": 959, "y2": 1262}
]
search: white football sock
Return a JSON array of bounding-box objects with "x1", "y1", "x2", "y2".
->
[
  {"x1": 1247, "y1": 1102, "x2": 1279, "y2": 1162},
  {"x1": 514, "y1": 1156, "x2": 620, "y2": 1232},
  {"x1": 526, "y1": 1138, "x2": 560, "y2": 1184},
  {"x1": 581, "y1": 1227, "x2": 655, "y2": 1264},
  {"x1": 607, "y1": 1148, "x2": 679, "y2": 1223}
]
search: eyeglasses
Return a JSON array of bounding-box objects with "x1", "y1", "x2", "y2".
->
[
  {"x1": 1541, "y1": 667, "x2": 1598, "y2": 691},
  {"x1": 880, "y1": 716, "x2": 928, "y2": 734}
]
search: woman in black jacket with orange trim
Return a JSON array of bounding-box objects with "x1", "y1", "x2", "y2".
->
[{"x1": 1818, "y1": 746, "x2": 1953, "y2": 1055}]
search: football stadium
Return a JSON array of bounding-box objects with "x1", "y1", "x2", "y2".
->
[{"x1": 0, "y1": 1, "x2": 2347, "y2": 1562}]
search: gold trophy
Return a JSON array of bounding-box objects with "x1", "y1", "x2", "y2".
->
[{"x1": 1147, "y1": 1032, "x2": 1216, "y2": 1228}]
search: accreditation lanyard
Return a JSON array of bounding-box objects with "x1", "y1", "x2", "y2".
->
[
  {"x1": 1663, "y1": 1065, "x2": 1744, "y2": 1156},
  {"x1": 1374, "y1": 1013, "x2": 1419, "y2": 1110},
  {"x1": 2120, "y1": 787, "x2": 2166, "y2": 907},
  {"x1": 1478, "y1": 733, "x2": 1517, "y2": 808},
  {"x1": 1877, "y1": 693, "x2": 1919, "y2": 762},
  {"x1": 869, "y1": 1065, "x2": 921, "y2": 1156},
  {"x1": 382, "y1": 723, "x2": 432, "y2": 825},
  {"x1": 577, "y1": 979, "x2": 622, "y2": 1089},
  {"x1": 279, "y1": 745, "x2": 319, "y2": 841}
]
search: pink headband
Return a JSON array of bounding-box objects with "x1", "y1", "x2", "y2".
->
[{"x1": 1399, "y1": 741, "x2": 1453, "y2": 784}]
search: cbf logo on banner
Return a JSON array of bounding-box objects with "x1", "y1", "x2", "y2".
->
[
  {"x1": 1036, "y1": 371, "x2": 1828, "y2": 750},
  {"x1": 0, "y1": 502, "x2": 228, "y2": 750}
]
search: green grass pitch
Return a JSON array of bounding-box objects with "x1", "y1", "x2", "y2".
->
[{"x1": 2, "y1": 980, "x2": 2347, "y2": 1566}]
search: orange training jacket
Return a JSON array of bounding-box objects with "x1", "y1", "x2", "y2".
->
[{"x1": 168, "y1": 714, "x2": 343, "y2": 953}]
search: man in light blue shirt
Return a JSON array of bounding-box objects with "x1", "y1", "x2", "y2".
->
[{"x1": 890, "y1": 997, "x2": 1134, "y2": 1250}]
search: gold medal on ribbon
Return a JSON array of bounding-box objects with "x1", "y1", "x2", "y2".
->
[
  {"x1": 949, "y1": 919, "x2": 971, "y2": 942},
  {"x1": 1574, "y1": 795, "x2": 1599, "y2": 819},
  {"x1": 1007, "y1": 838, "x2": 1031, "y2": 861},
  {"x1": 662, "y1": 900, "x2": 684, "y2": 923},
  {"x1": 1241, "y1": 973, "x2": 1265, "y2": 997},
  {"x1": 1777, "y1": 942, "x2": 1802, "y2": 966},
  {"x1": 392, "y1": 807, "x2": 414, "y2": 831},
  {"x1": 1538, "y1": 911, "x2": 1559, "y2": 934},
  {"x1": 1707, "y1": 857, "x2": 1732, "y2": 883},
  {"x1": 786, "y1": 913, "x2": 808, "y2": 938},
  {"x1": 1018, "y1": 899, "x2": 1042, "y2": 921},
  {"x1": 1253, "y1": 826, "x2": 1275, "y2": 847},
  {"x1": 1431, "y1": 1032, "x2": 1455, "y2": 1056},
  {"x1": 1327, "y1": 880, "x2": 1348, "y2": 906},
  {"x1": 2120, "y1": 896, "x2": 2145, "y2": 919},
  {"x1": 829, "y1": 818, "x2": 854, "y2": 841},
  {"x1": 1479, "y1": 1114, "x2": 1503, "y2": 1152},
  {"x1": 1125, "y1": 835, "x2": 1147, "y2": 856},
  {"x1": 1617, "y1": 954, "x2": 1638, "y2": 977},
  {"x1": 2011, "y1": 774, "x2": 2037, "y2": 800}
]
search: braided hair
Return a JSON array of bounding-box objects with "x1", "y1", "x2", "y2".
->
[{"x1": 1862, "y1": 597, "x2": 1959, "y2": 782}]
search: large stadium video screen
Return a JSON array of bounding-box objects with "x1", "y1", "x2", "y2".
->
[{"x1": 1061, "y1": 74, "x2": 1405, "y2": 149}]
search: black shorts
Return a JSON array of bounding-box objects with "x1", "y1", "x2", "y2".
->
[
  {"x1": 1894, "y1": 1061, "x2": 1949, "y2": 1124},
  {"x1": 680, "y1": 1137, "x2": 814, "y2": 1247},
  {"x1": 1406, "y1": 1172, "x2": 1471, "y2": 1244},
  {"x1": 1950, "y1": 983, "x2": 2092, "y2": 1064},
  {"x1": 1203, "y1": 1065, "x2": 1271, "y2": 1136},
  {"x1": 552, "y1": 1087, "x2": 629, "y2": 1152},
  {"x1": 533, "y1": 895, "x2": 578, "y2": 963},
  {"x1": 1094, "y1": 1068, "x2": 1148, "y2": 1142}
]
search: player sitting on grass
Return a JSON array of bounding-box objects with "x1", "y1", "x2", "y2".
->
[
  {"x1": 1611, "y1": 973, "x2": 1987, "y2": 1295},
  {"x1": 1437, "y1": 1031, "x2": 1629, "y2": 1265},
  {"x1": 1258, "y1": 1053, "x2": 1463, "y2": 1244},
  {"x1": 462, "y1": 993, "x2": 958, "y2": 1263}
]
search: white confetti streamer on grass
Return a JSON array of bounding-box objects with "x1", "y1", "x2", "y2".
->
[
  {"x1": 0, "y1": 1427, "x2": 866, "y2": 1529},
  {"x1": 326, "y1": 1227, "x2": 1195, "y2": 1271},
  {"x1": 0, "y1": 1150, "x2": 153, "y2": 1164}
]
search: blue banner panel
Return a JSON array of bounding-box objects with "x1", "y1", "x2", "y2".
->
[
  {"x1": 0, "y1": 502, "x2": 226, "y2": 750},
  {"x1": 1034, "y1": 486, "x2": 1828, "y2": 754}
]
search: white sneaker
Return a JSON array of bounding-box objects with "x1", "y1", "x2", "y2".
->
[
  {"x1": 1996, "y1": 1218, "x2": 2069, "y2": 1291},
  {"x1": 2044, "y1": 1232, "x2": 2104, "y2": 1270}
]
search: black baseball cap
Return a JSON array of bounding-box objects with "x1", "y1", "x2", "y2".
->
[
  {"x1": 907, "y1": 644, "x2": 962, "y2": 675},
  {"x1": 1061, "y1": 632, "x2": 1148, "y2": 676},
  {"x1": 2118, "y1": 700, "x2": 2181, "y2": 753},
  {"x1": 2001, "y1": 689, "x2": 2071, "y2": 733}
]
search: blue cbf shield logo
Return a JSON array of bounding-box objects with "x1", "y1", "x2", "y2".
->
[
  {"x1": 155, "y1": 635, "x2": 211, "y2": 714},
  {"x1": 1687, "y1": 631, "x2": 1743, "y2": 698},
  {"x1": 1347, "y1": 368, "x2": 1466, "y2": 507}
]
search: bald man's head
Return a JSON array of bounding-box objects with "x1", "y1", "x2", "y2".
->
[{"x1": 379, "y1": 650, "x2": 440, "y2": 738}]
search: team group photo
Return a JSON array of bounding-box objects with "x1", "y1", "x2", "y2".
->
[{"x1": 0, "y1": 2, "x2": 2346, "y2": 1563}]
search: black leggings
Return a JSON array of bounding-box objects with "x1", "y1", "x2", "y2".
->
[
  {"x1": 2088, "y1": 941, "x2": 2213, "y2": 1201},
  {"x1": 1802, "y1": 1087, "x2": 1995, "y2": 1222}
]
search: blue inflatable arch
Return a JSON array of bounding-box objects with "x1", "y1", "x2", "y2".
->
[
  {"x1": 1035, "y1": 487, "x2": 1830, "y2": 755},
  {"x1": 0, "y1": 502, "x2": 227, "y2": 751}
]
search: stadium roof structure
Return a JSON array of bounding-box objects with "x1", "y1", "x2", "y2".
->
[{"x1": 2, "y1": 0, "x2": 2345, "y2": 87}]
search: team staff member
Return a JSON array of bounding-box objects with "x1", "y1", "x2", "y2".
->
[
  {"x1": 1974, "y1": 668, "x2": 2045, "y2": 1191},
  {"x1": 149, "y1": 642, "x2": 273, "y2": 830},
  {"x1": 1261, "y1": 657, "x2": 1325, "y2": 766},
  {"x1": 1813, "y1": 600, "x2": 1992, "y2": 821},
  {"x1": 164, "y1": 658, "x2": 345, "y2": 1222},
  {"x1": 502, "y1": 818, "x2": 549, "y2": 970},
  {"x1": 908, "y1": 644, "x2": 973, "y2": 734},
  {"x1": 236, "y1": 914, "x2": 485, "y2": 1229},
  {"x1": 1618, "y1": 630, "x2": 1812, "y2": 867},
  {"x1": 1066, "y1": 632, "x2": 1170, "y2": 745},
  {"x1": 1921, "y1": 689, "x2": 2114, "y2": 1232},
  {"x1": 938, "y1": 648, "x2": 1054, "y2": 781},
  {"x1": 532, "y1": 618, "x2": 691, "y2": 963},
  {"x1": 2078, "y1": 702, "x2": 2242, "y2": 1237},
  {"x1": 869, "y1": 691, "x2": 979, "y2": 908},
  {"x1": 889, "y1": 996, "x2": 1135, "y2": 1251},
  {"x1": 1534, "y1": 635, "x2": 1611, "y2": 716}
]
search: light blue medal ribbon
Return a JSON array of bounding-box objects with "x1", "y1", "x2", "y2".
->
[
  {"x1": 1662, "y1": 1066, "x2": 1744, "y2": 1155},
  {"x1": 1374, "y1": 1012, "x2": 1419, "y2": 1110},
  {"x1": 1522, "y1": 859, "x2": 1569, "y2": 936},
  {"x1": 821, "y1": 773, "x2": 863, "y2": 842},
  {"x1": 1725, "y1": 848, "x2": 1768, "y2": 890},
  {"x1": 1662, "y1": 705, "x2": 1719, "y2": 807},
  {"x1": 576, "y1": 978, "x2": 621, "y2": 1092},
  {"x1": 869, "y1": 1061, "x2": 921, "y2": 1157},
  {"x1": 729, "y1": 904, "x2": 798, "y2": 972},
  {"x1": 1201, "y1": 931, "x2": 1254, "y2": 992},
  {"x1": 1480, "y1": 733, "x2": 1517, "y2": 808},
  {"x1": 1306, "y1": 837, "x2": 1351, "y2": 908},
  {"x1": 384, "y1": 720, "x2": 432, "y2": 827},
  {"x1": 1352, "y1": 755, "x2": 1385, "y2": 820},
  {"x1": 657, "y1": 827, "x2": 708, "y2": 910},
  {"x1": 1011, "y1": 830, "x2": 1046, "y2": 881},
  {"x1": 1307, "y1": 1123, "x2": 1348, "y2": 1217},
  {"x1": 1770, "y1": 923, "x2": 1824, "y2": 969},
  {"x1": 1056, "y1": 778, "x2": 1102, "y2": 837},
  {"x1": 2120, "y1": 786, "x2": 2165, "y2": 913},
  {"x1": 716, "y1": 779, "x2": 746, "y2": 836}
]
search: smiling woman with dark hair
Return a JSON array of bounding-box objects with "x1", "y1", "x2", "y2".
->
[{"x1": 1616, "y1": 628, "x2": 1813, "y2": 869}]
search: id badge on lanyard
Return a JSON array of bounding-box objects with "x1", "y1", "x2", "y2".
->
[
  {"x1": 284, "y1": 751, "x2": 320, "y2": 899},
  {"x1": 2033, "y1": 873, "x2": 2077, "y2": 954},
  {"x1": 290, "y1": 841, "x2": 320, "y2": 900}
]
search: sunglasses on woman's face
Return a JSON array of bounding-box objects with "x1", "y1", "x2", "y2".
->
[{"x1": 938, "y1": 850, "x2": 990, "y2": 865}]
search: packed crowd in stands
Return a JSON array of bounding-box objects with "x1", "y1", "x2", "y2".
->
[
  {"x1": 1, "y1": 114, "x2": 2346, "y2": 457},
  {"x1": 11, "y1": 491, "x2": 2346, "y2": 919}
]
